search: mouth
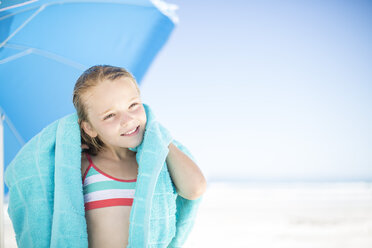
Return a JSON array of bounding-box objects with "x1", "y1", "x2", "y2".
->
[{"x1": 121, "y1": 125, "x2": 140, "y2": 136}]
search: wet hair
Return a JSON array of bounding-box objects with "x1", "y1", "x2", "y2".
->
[{"x1": 72, "y1": 65, "x2": 140, "y2": 155}]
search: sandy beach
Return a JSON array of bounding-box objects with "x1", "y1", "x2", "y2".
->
[{"x1": 4, "y1": 182, "x2": 372, "y2": 248}]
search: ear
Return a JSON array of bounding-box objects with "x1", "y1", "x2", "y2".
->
[{"x1": 81, "y1": 120, "x2": 98, "y2": 138}]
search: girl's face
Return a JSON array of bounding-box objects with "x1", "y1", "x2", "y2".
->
[{"x1": 81, "y1": 77, "x2": 147, "y2": 150}]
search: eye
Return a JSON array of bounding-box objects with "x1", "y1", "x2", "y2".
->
[
  {"x1": 104, "y1": 113, "x2": 114, "y2": 120},
  {"x1": 130, "y1": 103, "x2": 138, "y2": 108}
]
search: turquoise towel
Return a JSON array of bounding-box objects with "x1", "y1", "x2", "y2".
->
[{"x1": 4, "y1": 103, "x2": 203, "y2": 248}]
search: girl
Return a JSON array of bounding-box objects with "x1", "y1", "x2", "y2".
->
[{"x1": 72, "y1": 65, "x2": 207, "y2": 248}]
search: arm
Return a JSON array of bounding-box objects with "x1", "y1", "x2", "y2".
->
[{"x1": 166, "y1": 142, "x2": 207, "y2": 200}]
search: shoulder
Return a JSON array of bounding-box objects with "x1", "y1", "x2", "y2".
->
[{"x1": 81, "y1": 152, "x2": 91, "y2": 178}]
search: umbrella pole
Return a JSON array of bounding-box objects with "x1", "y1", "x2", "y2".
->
[{"x1": 0, "y1": 112, "x2": 4, "y2": 248}]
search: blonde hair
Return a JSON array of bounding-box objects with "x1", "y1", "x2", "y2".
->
[{"x1": 72, "y1": 65, "x2": 140, "y2": 155}]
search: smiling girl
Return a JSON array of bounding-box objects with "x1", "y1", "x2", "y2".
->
[{"x1": 72, "y1": 65, "x2": 206, "y2": 247}]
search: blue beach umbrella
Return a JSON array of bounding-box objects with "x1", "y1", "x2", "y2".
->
[{"x1": 0, "y1": 0, "x2": 178, "y2": 198}]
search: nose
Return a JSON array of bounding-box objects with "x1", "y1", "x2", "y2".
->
[{"x1": 120, "y1": 112, "x2": 134, "y2": 128}]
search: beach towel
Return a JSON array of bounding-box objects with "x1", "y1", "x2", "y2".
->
[{"x1": 4, "y1": 103, "x2": 203, "y2": 248}]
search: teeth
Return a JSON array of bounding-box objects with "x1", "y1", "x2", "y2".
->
[{"x1": 125, "y1": 127, "x2": 137, "y2": 135}]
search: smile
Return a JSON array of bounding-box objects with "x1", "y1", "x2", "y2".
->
[{"x1": 121, "y1": 126, "x2": 140, "y2": 136}]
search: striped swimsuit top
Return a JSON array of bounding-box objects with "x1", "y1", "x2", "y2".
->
[{"x1": 82, "y1": 153, "x2": 137, "y2": 211}]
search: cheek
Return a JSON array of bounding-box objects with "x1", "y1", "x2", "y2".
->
[
  {"x1": 98, "y1": 122, "x2": 117, "y2": 136},
  {"x1": 139, "y1": 109, "x2": 147, "y2": 124},
  {"x1": 134, "y1": 106, "x2": 147, "y2": 122}
]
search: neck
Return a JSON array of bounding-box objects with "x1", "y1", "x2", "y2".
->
[{"x1": 99, "y1": 146, "x2": 135, "y2": 161}]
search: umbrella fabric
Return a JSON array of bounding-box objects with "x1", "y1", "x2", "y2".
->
[
  {"x1": 0, "y1": 0, "x2": 176, "y2": 195},
  {"x1": 4, "y1": 103, "x2": 203, "y2": 247}
]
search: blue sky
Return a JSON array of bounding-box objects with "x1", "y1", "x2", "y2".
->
[{"x1": 140, "y1": 0, "x2": 372, "y2": 182}]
